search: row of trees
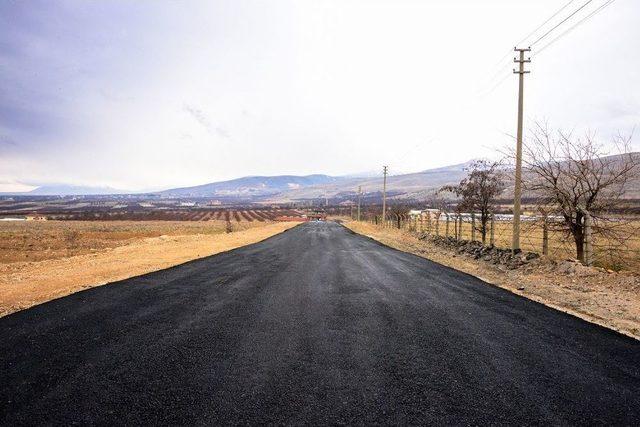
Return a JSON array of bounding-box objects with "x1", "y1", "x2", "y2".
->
[{"x1": 384, "y1": 123, "x2": 638, "y2": 264}]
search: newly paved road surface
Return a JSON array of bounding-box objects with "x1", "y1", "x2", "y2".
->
[{"x1": 1, "y1": 222, "x2": 639, "y2": 425}]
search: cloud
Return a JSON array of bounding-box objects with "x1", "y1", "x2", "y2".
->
[
  {"x1": 0, "y1": 0, "x2": 638, "y2": 190},
  {"x1": 0, "y1": 134, "x2": 18, "y2": 147},
  {"x1": 184, "y1": 105, "x2": 212, "y2": 131},
  {"x1": 215, "y1": 126, "x2": 230, "y2": 139},
  {"x1": 184, "y1": 105, "x2": 231, "y2": 140}
]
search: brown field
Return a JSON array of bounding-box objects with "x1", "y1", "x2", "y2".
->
[
  {"x1": 0, "y1": 220, "x2": 299, "y2": 316},
  {"x1": 41, "y1": 208, "x2": 305, "y2": 222},
  {"x1": 0, "y1": 220, "x2": 269, "y2": 264}
]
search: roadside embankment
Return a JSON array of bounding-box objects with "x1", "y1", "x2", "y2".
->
[
  {"x1": 0, "y1": 221, "x2": 298, "y2": 316},
  {"x1": 345, "y1": 221, "x2": 640, "y2": 340}
]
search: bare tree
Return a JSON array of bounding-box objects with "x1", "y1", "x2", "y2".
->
[
  {"x1": 388, "y1": 203, "x2": 410, "y2": 229},
  {"x1": 520, "y1": 122, "x2": 639, "y2": 262},
  {"x1": 424, "y1": 191, "x2": 450, "y2": 214},
  {"x1": 439, "y1": 160, "x2": 505, "y2": 243}
]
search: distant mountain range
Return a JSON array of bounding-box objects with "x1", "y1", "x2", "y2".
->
[
  {"x1": 3, "y1": 154, "x2": 638, "y2": 201},
  {"x1": 266, "y1": 161, "x2": 475, "y2": 202},
  {"x1": 158, "y1": 174, "x2": 338, "y2": 198},
  {"x1": 156, "y1": 162, "x2": 474, "y2": 202},
  {"x1": 1, "y1": 184, "x2": 127, "y2": 196}
]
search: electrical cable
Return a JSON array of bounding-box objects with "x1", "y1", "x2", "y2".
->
[
  {"x1": 534, "y1": 0, "x2": 616, "y2": 56},
  {"x1": 530, "y1": 0, "x2": 595, "y2": 46},
  {"x1": 486, "y1": 0, "x2": 578, "y2": 80}
]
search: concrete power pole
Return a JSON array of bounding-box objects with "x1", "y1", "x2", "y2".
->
[
  {"x1": 512, "y1": 47, "x2": 531, "y2": 253},
  {"x1": 382, "y1": 166, "x2": 388, "y2": 222},
  {"x1": 357, "y1": 185, "x2": 362, "y2": 221}
]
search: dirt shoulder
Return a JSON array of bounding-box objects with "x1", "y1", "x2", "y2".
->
[
  {"x1": 345, "y1": 221, "x2": 640, "y2": 340},
  {"x1": 0, "y1": 221, "x2": 298, "y2": 316},
  {"x1": 0, "y1": 220, "x2": 269, "y2": 264}
]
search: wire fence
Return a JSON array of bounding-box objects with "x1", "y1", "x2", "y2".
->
[{"x1": 359, "y1": 211, "x2": 640, "y2": 273}]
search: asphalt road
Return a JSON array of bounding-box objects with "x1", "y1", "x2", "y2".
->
[{"x1": 1, "y1": 221, "x2": 639, "y2": 425}]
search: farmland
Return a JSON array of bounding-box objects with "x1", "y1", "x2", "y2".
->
[
  {"x1": 0, "y1": 220, "x2": 298, "y2": 316},
  {"x1": 0, "y1": 195, "x2": 310, "y2": 222},
  {"x1": 0, "y1": 195, "x2": 313, "y2": 315},
  {"x1": 0, "y1": 220, "x2": 271, "y2": 264}
]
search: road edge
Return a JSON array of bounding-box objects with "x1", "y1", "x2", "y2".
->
[
  {"x1": 341, "y1": 221, "x2": 640, "y2": 342},
  {"x1": 0, "y1": 222, "x2": 302, "y2": 318}
]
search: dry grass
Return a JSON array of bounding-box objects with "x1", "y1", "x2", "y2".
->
[
  {"x1": 0, "y1": 220, "x2": 298, "y2": 316},
  {"x1": 0, "y1": 220, "x2": 266, "y2": 264},
  {"x1": 346, "y1": 220, "x2": 640, "y2": 340}
]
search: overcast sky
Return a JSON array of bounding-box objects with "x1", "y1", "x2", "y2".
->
[{"x1": 1, "y1": 0, "x2": 638, "y2": 191}]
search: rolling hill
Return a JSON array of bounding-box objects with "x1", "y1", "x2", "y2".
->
[
  {"x1": 266, "y1": 161, "x2": 474, "y2": 202},
  {"x1": 158, "y1": 174, "x2": 339, "y2": 198},
  {"x1": 5, "y1": 154, "x2": 636, "y2": 201},
  {"x1": 154, "y1": 162, "x2": 474, "y2": 202},
  {"x1": 0, "y1": 184, "x2": 127, "y2": 196}
]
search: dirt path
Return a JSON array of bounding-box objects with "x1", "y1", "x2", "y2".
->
[{"x1": 0, "y1": 222, "x2": 298, "y2": 316}]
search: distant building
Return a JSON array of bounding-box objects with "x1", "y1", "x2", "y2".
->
[
  {"x1": 0, "y1": 216, "x2": 27, "y2": 221},
  {"x1": 409, "y1": 209, "x2": 441, "y2": 220}
]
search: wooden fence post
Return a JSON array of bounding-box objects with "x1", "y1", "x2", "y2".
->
[
  {"x1": 542, "y1": 217, "x2": 549, "y2": 256},
  {"x1": 490, "y1": 215, "x2": 495, "y2": 246},
  {"x1": 584, "y1": 210, "x2": 593, "y2": 266},
  {"x1": 435, "y1": 214, "x2": 440, "y2": 236},
  {"x1": 445, "y1": 213, "x2": 450, "y2": 237},
  {"x1": 454, "y1": 215, "x2": 459, "y2": 240},
  {"x1": 471, "y1": 213, "x2": 476, "y2": 242}
]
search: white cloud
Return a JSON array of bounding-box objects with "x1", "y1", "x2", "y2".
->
[{"x1": 1, "y1": 0, "x2": 638, "y2": 190}]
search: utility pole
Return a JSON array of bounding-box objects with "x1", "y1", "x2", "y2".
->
[
  {"x1": 357, "y1": 185, "x2": 362, "y2": 221},
  {"x1": 382, "y1": 166, "x2": 388, "y2": 222},
  {"x1": 512, "y1": 47, "x2": 530, "y2": 253}
]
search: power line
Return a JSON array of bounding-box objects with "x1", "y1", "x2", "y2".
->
[
  {"x1": 534, "y1": 0, "x2": 616, "y2": 56},
  {"x1": 484, "y1": 60, "x2": 514, "y2": 89},
  {"x1": 516, "y1": 0, "x2": 577, "y2": 47},
  {"x1": 480, "y1": 0, "x2": 614, "y2": 99},
  {"x1": 530, "y1": 0, "x2": 595, "y2": 46},
  {"x1": 479, "y1": 72, "x2": 511, "y2": 99},
  {"x1": 486, "y1": 0, "x2": 577, "y2": 80}
]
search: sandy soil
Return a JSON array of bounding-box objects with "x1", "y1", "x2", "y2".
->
[
  {"x1": 0, "y1": 220, "x2": 268, "y2": 263},
  {"x1": 0, "y1": 221, "x2": 298, "y2": 316},
  {"x1": 345, "y1": 221, "x2": 640, "y2": 340}
]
